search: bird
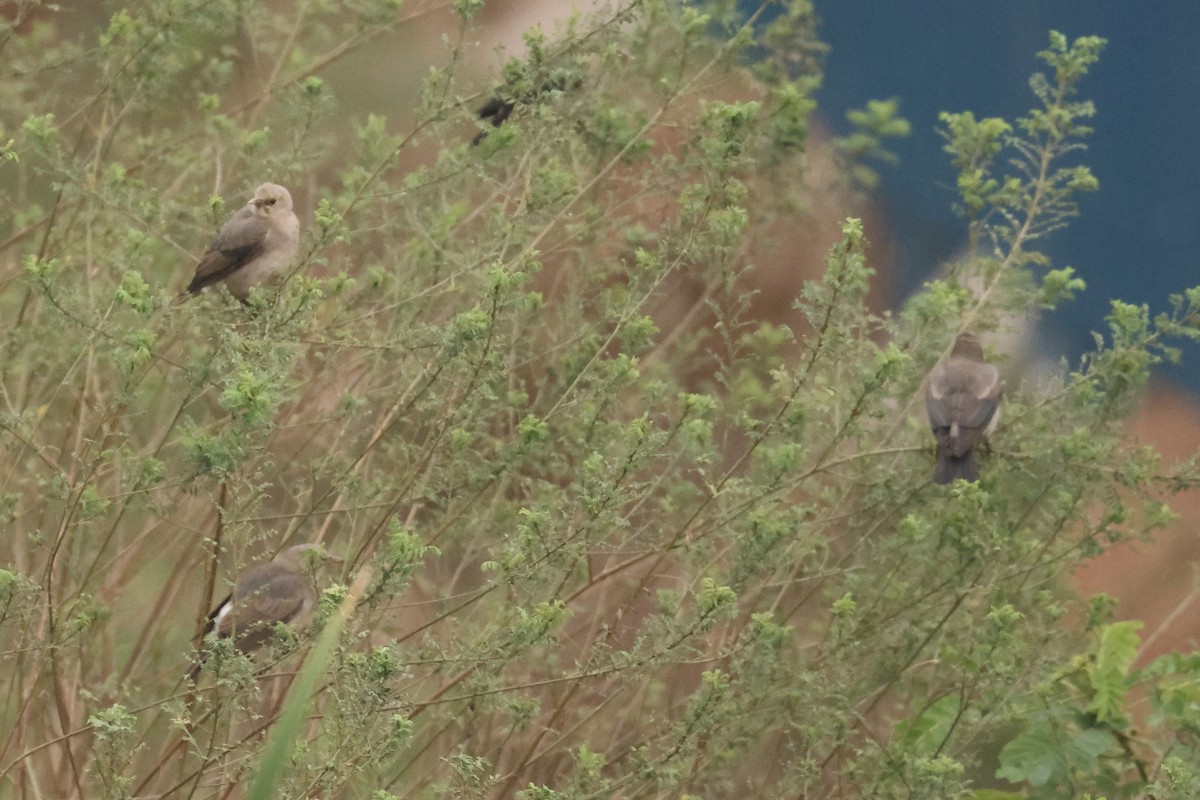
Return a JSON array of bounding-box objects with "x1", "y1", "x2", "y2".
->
[
  {"x1": 188, "y1": 543, "x2": 339, "y2": 681},
  {"x1": 925, "y1": 330, "x2": 1003, "y2": 484},
  {"x1": 473, "y1": 94, "x2": 519, "y2": 145},
  {"x1": 184, "y1": 182, "x2": 300, "y2": 302},
  {"x1": 471, "y1": 76, "x2": 573, "y2": 146}
]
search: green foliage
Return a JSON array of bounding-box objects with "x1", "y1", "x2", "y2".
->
[
  {"x1": 88, "y1": 704, "x2": 140, "y2": 799},
  {"x1": 1, "y1": 5, "x2": 1199, "y2": 800},
  {"x1": 938, "y1": 33, "x2": 1102, "y2": 267},
  {"x1": 249, "y1": 568, "x2": 367, "y2": 800},
  {"x1": 1088, "y1": 620, "x2": 1142, "y2": 724},
  {"x1": 837, "y1": 97, "x2": 912, "y2": 189}
]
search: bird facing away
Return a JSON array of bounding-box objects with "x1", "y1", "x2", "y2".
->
[
  {"x1": 188, "y1": 543, "x2": 338, "y2": 681},
  {"x1": 925, "y1": 331, "x2": 1003, "y2": 485},
  {"x1": 185, "y1": 182, "x2": 300, "y2": 302}
]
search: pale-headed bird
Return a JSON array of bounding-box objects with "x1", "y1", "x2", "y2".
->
[
  {"x1": 185, "y1": 182, "x2": 300, "y2": 302},
  {"x1": 925, "y1": 331, "x2": 1002, "y2": 484}
]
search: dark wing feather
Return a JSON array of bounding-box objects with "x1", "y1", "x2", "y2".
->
[
  {"x1": 925, "y1": 389, "x2": 950, "y2": 430},
  {"x1": 196, "y1": 592, "x2": 232, "y2": 641},
  {"x1": 961, "y1": 364, "x2": 1002, "y2": 429},
  {"x1": 216, "y1": 564, "x2": 308, "y2": 641},
  {"x1": 189, "y1": 567, "x2": 307, "y2": 680},
  {"x1": 926, "y1": 361, "x2": 1001, "y2": 455},
  {"x1": 188, "y1": 590, "x2": 233, "y2": 680},
  {"x1": 186, "y1": 209, "x2": 270, "y2": 293},
  {"x1": 961, "y1": 391, "x2": 1001, "y2": 431},
  {"x1": 925, "y1": 363, "x2": 954, "y2": 441},
  {"x1": 476, "y1": 96, "x2": 515, "y2": 124},
  {"x1": 472, "y1": 97, "x2": 516, "y2": 145}
]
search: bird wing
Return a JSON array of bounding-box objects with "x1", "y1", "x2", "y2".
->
[
  {"x1": 960, "y1": 363, "x2": 1002, "y2": 430},
  {"x1": 476, "y1": 95, "x2": 515, "y2": 124},
  {"x1": 215, "y1": 565, "x2": 310, "y2": 640},
  {"x1": 196, "y1": 592, "x2": 232, "y2": 642},
  {"x1": 186, "y1": 208, "x2": 271, "y2": 293},
  {"x1": 925, "y1": 370, "x2": 950, "y2": 429},
  {"x1": 926, "y1": 360, "x2": 1002, "y2": 453}
]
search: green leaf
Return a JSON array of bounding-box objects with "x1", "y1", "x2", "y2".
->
[
  {"x1": 896, "y1": 695, "x2": 961, "y2": 755},
  {"x1": 1088, "y1": 620, "x2": 1142, "y2": 723},
  {"x1": 996, "y1": 728, "x2": 1066, "y2": 787},
  {"x1": 1066, "y1": 727, "x2": 1114, "y2": 773}
]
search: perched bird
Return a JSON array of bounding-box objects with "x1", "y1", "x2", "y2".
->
[
  {"x1": 925, "y1": 331, "x2": 1003, "y2": 484},
  {"x1": 184, "y1": 182, "x2": 300, "y2": 302},
  {"x1": 471, "y1": 76, "x2": 573, "y2": 146},
  {"x1": 188, "y1": 543, "x2": 338, "y2": 681},
  {"x1": 473, "y1": 94, "x2": 519, "y2": 144}
]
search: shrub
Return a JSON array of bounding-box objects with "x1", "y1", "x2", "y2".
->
[{"x1": 0, "y1": 3, "x2": 1197, "y2": 799}]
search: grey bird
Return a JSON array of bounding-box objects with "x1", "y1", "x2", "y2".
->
[
  {"x1": 185, "y1": 182, "x2": 300, "y2": 302},
  {"x1": 925, "y1": 331, "x2": 1002, "y2": 484},
  {"x1": 188, "y1": 544, "x2": 338, "y2": 681}
]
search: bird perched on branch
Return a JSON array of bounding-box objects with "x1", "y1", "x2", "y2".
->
[
  {"x1": 925, "y1": 331, "x2": 1003, "y2": 484},
  {"x1": 472, "y1": 76, "x2": 575, "y2": 146},
  {"x1": 184, "y1": 182, "x2": 300, "y2": 302},
  {"x1": 188, "y1": 543, "x2": 339, "y2": 681}
]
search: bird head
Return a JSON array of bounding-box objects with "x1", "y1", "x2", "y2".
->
[
  {"x1": 251, "y1": 183, "x2": 293, "y2": 214},
  {"x1": 950, "y1": 331, "x2": 985, "y2": 361},
  {"x1": 276, "y1": 543, "x2": 342, "y2": 574}
]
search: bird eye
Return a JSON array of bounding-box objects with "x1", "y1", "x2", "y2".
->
[{"x1": 266, "y1": 198, "x2": 277, "y2": 206}]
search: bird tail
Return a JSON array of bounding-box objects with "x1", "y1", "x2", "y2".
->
[{"x1": 933, "y1": 447, "x2": 979, "y2": 485}]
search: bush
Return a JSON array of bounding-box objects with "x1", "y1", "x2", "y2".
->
[{"x1": 0, "y1": 2, "x2": 1198, "y2": 798}]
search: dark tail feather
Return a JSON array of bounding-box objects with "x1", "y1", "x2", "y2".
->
[
  {"x1": 933, "y1": 447, "x2": 979, "y2": 485},
  {"x1": 188, "y1": 602, "x2": 224, "y2": 682}
]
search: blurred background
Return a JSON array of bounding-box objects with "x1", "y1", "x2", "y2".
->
[
  {"x1": 808, "y1": 1, "x2": 1200, "y2": 393},
  {"x1": 785, "y1": 0, "x2": 1200, "y2": 659}
]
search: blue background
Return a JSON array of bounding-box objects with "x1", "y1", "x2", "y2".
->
[{"x1": 762, "y1": 2, "x2": 1200, "y2": 387}]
